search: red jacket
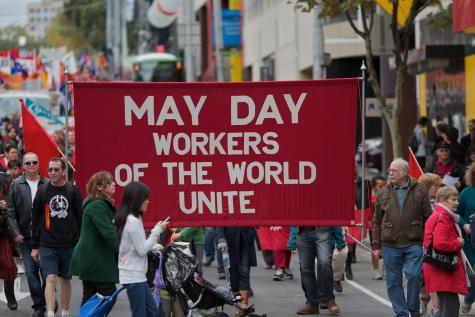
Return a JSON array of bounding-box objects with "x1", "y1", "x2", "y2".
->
[{"x1": 423, "y1": 205, "x2": 467, "y2": 294}]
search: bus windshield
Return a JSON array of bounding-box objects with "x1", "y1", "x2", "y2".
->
[{"x1": 130, "y1": 53, "x2": 182, "y2": 82}]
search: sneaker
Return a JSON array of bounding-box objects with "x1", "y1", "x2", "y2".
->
[
  {"x1": 32, "y1": 311, "x2": 45, "y2": 317},
  {"x1": 296, "y1": 305, "x2": 320, "y2": 315},
  {"x1": 462, "y1": 302, "x2": 472, "y2": 313},
  {"x1": 283, "y1": 268, "x2": 294, "y2": 279},
  {"x1": 334, "y1": 280, "x2": 343, "y2": 293},
  {"x1": 217, "y1": 271, "x2": 226, "y2": 280},
  {"x1": 370, "y1": 271, "x2": 383, "y2": 280},
  {"x1": 203, "y1": 256, "x2": 214, "y2": 267},
  {"x1": 7, "y1": 300, "x2": 18, "y2": 310},
  {"x1": 273, "y1": 268, "x2": 283, "y2": 281},
  {"x1": 263, "y1": 264, "x2": 273, "y2": 269},
  {"x1": 326, "y1": 300, "x2": 340, "y2": 316}
]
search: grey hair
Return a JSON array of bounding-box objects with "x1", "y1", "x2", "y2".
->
[
  {"x1": 436, "y1": 186, "x2": 458, "y2": 202},
  {"x1": 391, "y1": 158, "x2": 409, "y2": 173}
]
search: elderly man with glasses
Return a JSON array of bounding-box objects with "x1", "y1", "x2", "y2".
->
[
  {"x1": 7, "y1": 152, "x2": 49, "y2": 317},
  {"x1": 373, "y1": 158, "x2": 432, "y2": 317}
]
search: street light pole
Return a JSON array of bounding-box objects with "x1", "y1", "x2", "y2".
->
[
  {"x1": 64, "y1": 68, "x2": 70, "y2": 182},
  {"x1": 212, "y1": 0, "x2": 224, "y2": 82},
  {"x1": 360, "y1": 60, "x2": 367, "y2": 241}
]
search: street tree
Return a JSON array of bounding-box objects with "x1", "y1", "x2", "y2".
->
[
  {"x1": 0, "y1": 26, "x2": 45, "y2": 50},
  {"x1": 291, "y1": 0, "x2": 441, "y2": 158}
]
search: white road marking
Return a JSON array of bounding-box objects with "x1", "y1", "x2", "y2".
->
[{"x1": 346, "y1": 279, "x2": 392, "y2": 308}]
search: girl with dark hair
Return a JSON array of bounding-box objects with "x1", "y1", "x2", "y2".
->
[{"x1": 115, "y1": 181, "x2": 168, "y2": 317}]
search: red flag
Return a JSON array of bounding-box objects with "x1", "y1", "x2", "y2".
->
[
  {"x1": 408, "y1": 146, "x2": 423, "y2": 180},
  {"x1": 21, "y1": 99, "x2": 60, "y2": 176}
]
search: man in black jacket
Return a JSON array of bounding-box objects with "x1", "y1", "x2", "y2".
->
[{"x1": 7, "y1": 152, "x2": 48, "y2": 317}]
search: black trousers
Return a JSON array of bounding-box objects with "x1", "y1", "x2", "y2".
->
[
  {"x1": 81, "y1": 280, "x2": 116, "y2": 305},
  {"x1": 437, "y1": 291, "x2": 460, "y2": 317}
]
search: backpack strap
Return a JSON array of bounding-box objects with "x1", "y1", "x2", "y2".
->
[{"x1": 65, "y1": 182, "x2": 74, "y2": 205}]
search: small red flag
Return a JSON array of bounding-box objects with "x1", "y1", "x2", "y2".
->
[
  {"x1": 21, "y1": 99, "x2": 60, "y2": 177},
  {"x1": 408, "y1": 146, "x2": 424, "y2": 180}
]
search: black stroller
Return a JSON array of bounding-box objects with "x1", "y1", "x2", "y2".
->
[{"x1": 148, "y1": 242, "x2": 266, "y2": 317}]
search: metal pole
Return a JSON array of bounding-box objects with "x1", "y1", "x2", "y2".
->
[
  {"x1": 212, "y1": 0, "x2": 224, "y2": 82},
  {"x1": 120, "y1": 0, "x2": 128, "y2": 77},
  {"x1": 64, "y1": 69, "x2": 70, "y2": 182},
  {"x1": 312, "y1": 5, "x2": 324, "y2": 79},
  {"x1": 184, "y1": 0, "x2": 194, "y2": 82},
  {"x1": 360, "y1": 60, "x2": 367, "y2": 241}
]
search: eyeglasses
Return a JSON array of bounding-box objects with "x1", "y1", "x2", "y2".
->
[
  {"x1": 387, "y1": 169, "x2": 401, "y2": 174},
  {"x1": 47, "y1": 167, "x2": 62, "y2": 173},
  {"x1": 438, "y1": 149, "x2": 449, "y2": 152},
  {"x1": 24, "y1": 161, "x2": 38, "y2": 166}
]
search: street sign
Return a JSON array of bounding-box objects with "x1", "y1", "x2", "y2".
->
[{"x1": 366, "y1": 97, "x2": 395, "y2": 117}]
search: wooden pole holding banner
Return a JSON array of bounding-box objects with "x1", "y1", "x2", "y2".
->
[
  {"x1": 360, "y1": 60, "x2": 367, "y2": 241},
  {"x1": 64, "y1": 68, "x2": 70, "y2": 182},
  {"x1": 56, "y1": 146, "x2": 76, "y2": 173}
]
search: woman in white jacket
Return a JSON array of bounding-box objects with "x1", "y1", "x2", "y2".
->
[{"x1": 114, "y1": 182, "x2": 168, "y2": 317}]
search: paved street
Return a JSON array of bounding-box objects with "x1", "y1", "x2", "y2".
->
[
  {"x1": 0, "y1": 248, "x2": 389, "y2": 316},
  {"x1": 1, "y1": 247, "x2": 474, "y2": 317}
]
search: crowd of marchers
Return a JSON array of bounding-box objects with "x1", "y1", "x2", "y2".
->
[{"x1": 0, "y1": 117, "x2": 475, "y2": 317}]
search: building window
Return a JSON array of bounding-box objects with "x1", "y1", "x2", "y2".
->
[{"x1": 260, "y1": 54, "x2": 275, "y2": 80}]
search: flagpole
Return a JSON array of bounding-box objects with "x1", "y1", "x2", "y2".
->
[
  {"x1": 360, "y1": 60, "x2": 367, "y2": 241},
  {"x1": 64, "y1": 68, "x2": 70, "y2": 182},
  {"x1": 56, "y1": 146, "x2": 76, "y2": 172}
]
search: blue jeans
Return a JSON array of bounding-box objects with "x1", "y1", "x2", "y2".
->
[
  {"x1": 195, "y1": 244, "x2": 204, "y2": 275},
  {"x1": 464, "y1": 264, "x2": 475, "y2": 304},
  {"x1": 297, "y1": 227, "x2": 335, "y2": 307},
  {"x1": 20, "y1": 240, "x2": 46, "y2": 312},
  {"x1": 204, "y1": 227, "x2": 216, "y2": 258},
  {"x1": 229, "y1": 244, "x2": 251, "y2": 292},
  {"x1": 124, "y1": 282, "x2": 157, "y2": 317},
  {"x1": 382, "y1": 245, "x2": 423, "y2": 317}
]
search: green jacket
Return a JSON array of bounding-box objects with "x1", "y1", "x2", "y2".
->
[
  {"x1": 69, "y1": 199, "x2": 119, "y2": 283},
  {"x1": 458, "y1": 186, "x2": 475, "y2": 265},
  {"x1": 176, "y1": 227, "x2": 204, "y2": 245}
]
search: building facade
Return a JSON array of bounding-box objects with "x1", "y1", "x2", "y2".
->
[{"x1": 27, "y1": 0, "x2": 64, "y2": 40}]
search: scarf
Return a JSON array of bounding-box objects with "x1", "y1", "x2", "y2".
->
[{"x1": 436, "y1": 203, "x2": 470, "y2": 287}]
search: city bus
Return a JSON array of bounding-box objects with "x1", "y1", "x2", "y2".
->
[{"x1": 129, "y1": 52, "x2": 183, "y2": 82}]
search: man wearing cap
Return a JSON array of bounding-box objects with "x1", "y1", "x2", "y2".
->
[{"x1": 425, "y1": 142, "x2": 465, "y2": 189}]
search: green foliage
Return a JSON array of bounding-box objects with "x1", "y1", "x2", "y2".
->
[
  {"x1": 426, "y1": 3, "x2": 452, "y2": 29},
  {"x1": 47, "y1": 0, "x2": 139, "y2": 53},
  {"x1": 0, "y1": 25, "x2": 46, "y2": 50},
  {"x1": 288, "y1": 0, "x2": 372, "y2": 17},
  {"x1": 63, "y1": 0, "x2": 107, "y2": 51}
]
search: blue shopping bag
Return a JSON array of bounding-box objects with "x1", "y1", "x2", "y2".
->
[{"x1": 77, "y1": 286, "x2": 125, "y2": 317}]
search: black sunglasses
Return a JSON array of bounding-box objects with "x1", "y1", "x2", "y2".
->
[{"x1": 24, "y1": 161, "x2": 39, "y2": 166}]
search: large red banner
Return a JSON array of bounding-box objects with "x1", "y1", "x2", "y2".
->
[{"x1": 74, "y1": 79, "x2": 359, "y2": 227}]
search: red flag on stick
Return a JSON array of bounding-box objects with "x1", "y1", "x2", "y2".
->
[
  {"x1": 408, "y1": 146, "x2": 424, "y2": 180},
  {"x1": 21, "y1": 99, "x2": 60, "y2": 176}
]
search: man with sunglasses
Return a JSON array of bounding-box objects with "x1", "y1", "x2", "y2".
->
[
  {"x1": 425, "y1": 142, "x2": 465, "y2": 189},
  {"x1": 7, "y1": 152, "x2": 49, "y2": 317},
  {"x1": 31, "y1": 157, "x2": 83, "y2": 317}
]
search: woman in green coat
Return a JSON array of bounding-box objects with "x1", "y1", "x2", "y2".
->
[{"x1": 70, "y1": 171, "x2": 119, "y2": 305}]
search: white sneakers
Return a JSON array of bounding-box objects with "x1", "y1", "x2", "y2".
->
[{"x1": 370, "y1": 270, "x2": 383, "y2": 280}]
